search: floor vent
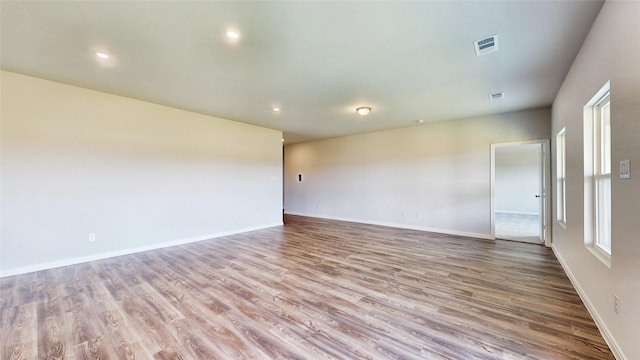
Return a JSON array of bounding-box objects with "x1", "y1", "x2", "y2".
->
[{"x1": 474, "y1": 34, "x2": 499, "y2": 56}]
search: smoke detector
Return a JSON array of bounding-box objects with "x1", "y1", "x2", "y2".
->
[{"x1": 474, "y1": 34, "x2": 499, "y2": 56}]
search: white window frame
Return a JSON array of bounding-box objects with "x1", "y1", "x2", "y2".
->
[
  {"x1": 556, "y1": 128, "x2": 567, "y2": 228},
  {"x1": 583, "y1": 81, "x2": 611, "y2": 267},
  {"x1": 593, "y1": 93, "x2": 611, "y2": 254}
]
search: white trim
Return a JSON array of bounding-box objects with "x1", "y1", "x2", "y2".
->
[
  {"x1": 284, "y1": 212, "x2": 493, "y2": 240},
  {"x1": 0, "y1": 222, "x2": 283, "y2": 278},
  {"x1": 552, "y1": 245, "x2": 626, "y2": 360},
  {"x1": 587, "y1": 244, "x2": 612, "y2": 269},
  {"x1": 557, "y1": 220, "x2": 567, "y2": 230}
]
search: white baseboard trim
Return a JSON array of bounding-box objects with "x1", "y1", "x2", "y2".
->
[
  {"x1": 284, "y1": 212, "x2": 493, "y2": 240},
  {"x1": 552, "y1": 245, "x2": 626, "y2": 360},
  {"x1": 0, "y1": 222, "x2": 283, "y2": 278}
]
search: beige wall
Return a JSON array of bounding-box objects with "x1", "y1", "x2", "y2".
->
[
  {"x1": 284, "y1": 107, "x2": 550, "y2": 238},
  {"x1": 551, "y1": 1, "x2": 640, "y2": 359},
  {"x1": 0, "y1": 71, "x2": 283, "y2": 276}
]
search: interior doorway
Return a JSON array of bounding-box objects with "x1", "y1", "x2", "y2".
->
[{"x1": 491, "y1": 140, "x2": 549, "y2": 245}]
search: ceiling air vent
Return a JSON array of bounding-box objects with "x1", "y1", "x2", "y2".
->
[
  {"x1": 489, "y1": 92, "x2": 504, "y2": 101},
  {"x1": 474, "y1": 34, "x2": 499, "y2": 56}
]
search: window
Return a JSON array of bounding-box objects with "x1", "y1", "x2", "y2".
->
[
  {"x1": 584, "y1": 81, "x2": 611, "y2": 264},
  {"x1": 556, "y1": 128, "x2": 566, "y2": 227},
  {"x1": 593, "y1": 92, "x2": 611, "y2": 254}
]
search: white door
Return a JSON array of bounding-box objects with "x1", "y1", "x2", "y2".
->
[{"x1": 492, "y1": 142, "x2": 546, "y2": 244}]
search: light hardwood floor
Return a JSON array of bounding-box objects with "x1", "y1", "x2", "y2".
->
[{"x1": 1, "y1": 215, "x2": 613, "y2": 359}]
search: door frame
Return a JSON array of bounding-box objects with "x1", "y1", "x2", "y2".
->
[{"x1": 490, "y1": 139, "x2": 551, "y2": 247}]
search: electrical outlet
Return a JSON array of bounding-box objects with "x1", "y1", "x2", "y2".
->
[
  {"x1": 614, "y1": 295, "x2": 620, "y2": 315},
  {"x1": 88, "y1": 233, "x2": 96, "y2": 242}
]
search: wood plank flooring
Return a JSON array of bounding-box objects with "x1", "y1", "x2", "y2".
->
[{"x1": 1, "y1": 215, "x2": 613, "y2": 359}]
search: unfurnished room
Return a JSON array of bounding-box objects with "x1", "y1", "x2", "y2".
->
[{"x1": 1, "y1": 1, "x2": 638, "y2": 359}]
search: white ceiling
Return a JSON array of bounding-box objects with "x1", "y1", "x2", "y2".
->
[{"x1": 1, "y1": 1, "x2": 603, "y2": 144}]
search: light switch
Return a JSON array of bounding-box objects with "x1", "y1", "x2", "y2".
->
[{"x1": 620, "y1": 160, "x2": 630, "y2": 179}]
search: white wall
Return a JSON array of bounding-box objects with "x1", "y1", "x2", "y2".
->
[
  {"x1": 0, "y1": 71, "x2": 283, "y2": 276},
  {"x1": 551, "y1": 2, "x2": 640, "y2": 359},
  {"x1": 284, "y1": 107, "x2": 550, "y2": 239},
  {"x1": 494, "y1": 144, "x2": 541, "y2": 214}
]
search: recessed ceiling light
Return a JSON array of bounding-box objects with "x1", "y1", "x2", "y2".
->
[
  {"x1": 416, "y1": 119, "x2": 425, "y2": 124},
  {"x1": 226, "y1": 30, "x2": 240, "y2": 39},
  {"x1": 272, "y1": 107, "x2": 280, "y2": 112},
  {"x1": 95, "y1": 51, "x2": 110, "y2": 59},
  {"x1": 356, "y1": 106, "x2": 371, "y2": 116}
]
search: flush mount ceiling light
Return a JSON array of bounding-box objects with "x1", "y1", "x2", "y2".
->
[
  {"x1": 356, "y1": 106, "x2": 371, "y2": 116},
  {"x1": 272, "y1": 107, "x2": 280, "y2": 112},
  {"x1": 226, "y1": 30, "x2": 240, "y2": 39},
  {"x1": 95, "y1": 51, "x2": 110, "y2": 59}
]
